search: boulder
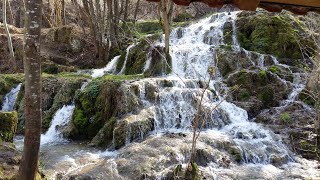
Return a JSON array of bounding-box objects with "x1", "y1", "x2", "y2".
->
[
  {"x1": 255, "y1": 102, "x2": 318, "y2": 159},
  {"x1": 236, "y1": 11, "x2": 316, "y2": 60},
  {"x1": 226, "y1": 69, "x2": 292, "y2": 117},
  {"x1": 0, "y1": 111, "x2": 18, "y2": 142}
]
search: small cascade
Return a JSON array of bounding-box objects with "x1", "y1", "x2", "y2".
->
[
  {"x1": 91, "y1": 55, "x2": 121, "y2": 78},
  {"x1": 119, "y1": 44, "x2": 136, "y2": 74},
  {"x1": 148, "y1": 11, "x2": 303, "y2": 164},
  {"x1": 143, "y1": 52, "x2": 152, "y2": 73},
  {"x1": 41, "y1": 105, "x2": 75, "y2": 145},
  {"x1": 1, "y1": 83, "x2": 21, "y2": 111}
]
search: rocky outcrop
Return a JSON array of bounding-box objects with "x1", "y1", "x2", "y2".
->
[
  {"x1": 226, "y1": 69, "x2": 292, "y2": 118},
  {"x1": 16, "y1": 74, "x2": 88, "y2": 133},
  {"x1": 256, "y1": 102, "x2": 318, "y2": 159},
  {"x1": 0, "y1": 142, "x2": 20, "y2": 179},
  {"x1": 236, "y1": 11, "x2": 316, "y2": 60},
  {"x1": 0, "y1": 112, "x2": 18, "y2": 142},
  {"x1": 64, "y1": 75, "x2": 144, "y2": 141}
]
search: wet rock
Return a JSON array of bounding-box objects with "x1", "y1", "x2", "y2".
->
[
  {"x1": 144, "y1": 46, "x2": 172, "y2": 77},
  {"x1": 256, "y1": 102, "x2": 318, "y2": 159},
  {"x1": 0, "y1": 111, "x2": 18, "y2": 142},
  {"x1": 0, "y1": 142, "x2": 21, "y2": 179},
  {"x1": 270, "y1": 154, "x2": 289, "y2": 166},
  {"x1": 16, "y1": 74, "x2": 87, "y2": 133},
  {"x1": 113, "y1": 108, "x2": 155, "y2": 149},
  {"x1": 226, "y1": 69, "x2": 292, "y2": 112},
  {"x1": 236, "y1": 11, "x2": 316, "y2": 60},
  {"x1": 216, "y1": 48, "x2": 253, "y2": 77},
  {"x1": 195, "y1": 148, "x2": 215, "y2": 166}
]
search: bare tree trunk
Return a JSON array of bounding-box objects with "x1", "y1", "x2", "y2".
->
[
  {"x1": 62, "y1": 0, "x2": 65, "y2": 25},
  {"x1": 134, "y1": 0, "x2": 140, "y2": 23},
  {"x1": 123, "y1": 0, "x2": 129, "y2": 22},
  {"x1": 18, "y1": 0, "x2": 42, "y2": 179},
  {"x1": 3, "y1": 0, "x2": 16, "y2": 72},
  {"x1": 160, "y1": 0, "x2": 170, "y2": 55}
]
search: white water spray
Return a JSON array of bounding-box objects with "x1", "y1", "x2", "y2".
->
[{"x1": 1, "y1": 83, "x2": 21, "y2": 111}]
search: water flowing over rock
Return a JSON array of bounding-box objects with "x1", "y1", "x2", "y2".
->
[
  {"x1": 1, "y1": 84, "x2": 21, "y2": 112},
  {"x1": 41, "y1": 105, "x2": 75, "y2": 145},
  {"x1": 18, "y1": 10, "x2": 320, "y2": 179}
]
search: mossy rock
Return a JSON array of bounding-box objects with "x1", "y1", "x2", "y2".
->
[
  {"x1": 173, "y1": 13, "x2": 193, "y2": 22},
  {"x1": 227, "y1": 69, "x2": 290, "y2": 108},
  {"x1": 136, "y1": 21, "x2": 162, "y2": 34},
  {"x1": 69, "y1": 75, "x2": 142, "y2": 140},
  {"x1": 185, "y1": 162, "x2": 201, "y2": 180},
  {"x1": 16, "y1": 73, "x2": 88, "y2": 133},
  {"x1": 144, "y1": 46, "x2": 172, "y2": 77},
  {"x1": 0, "y1": 111, "x2": 18, "y2": 142},
  {"x1": 236, "y1": 11, "x2": 316, "y2": 59},
  {"x1": 223, "y1": 21, "x2": 233, "y2": 46},
  {"x1": 112, "y1": 108, "x2": 154, "y2": 149},
  {"x1": 89, "y1": 117, "x2": 117, "y2": 148},
  {"x1": 124, "y1": 34, "x2": 162, "y2": 75}
]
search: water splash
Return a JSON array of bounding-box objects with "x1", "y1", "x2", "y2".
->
[
  {"x1": 119, "y1": 44, "x2": 136, "y2": 75},
  {"x1": 41, "y1": 105, "x2": 75, "y2": 145},
  {"x1": 1, "y1": 83, "x2": 21, "y2": 111},
  {"x1": 91, "y1": 55, "x2": 121, "y2": 78}
]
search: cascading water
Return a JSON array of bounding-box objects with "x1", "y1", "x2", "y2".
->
[
  {"x1": 132, "y1": 11, "x2": 313, "y2": 167},
  {"x1": 91, "y1": 55, "x2": 121, "y2": 78},
  {"x1": 29, "y1": 11, "x2": 319, "y2": 179},
  {"x1": 1, "y1": 83, "x2": 21, "y2": 111},
  {"x1": 41, "y1": 105, "x2": 75, "y2": 145},
  {"x1": 118, "y1": 44, "x2": 136, "y2": 75}
]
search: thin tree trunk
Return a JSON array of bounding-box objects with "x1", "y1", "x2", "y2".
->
[
  {"x1": 62, "y1": 0, "x2": 65, "y2": 25},
  {"x1": 18, "y1": 0, "x2": 42, "y2": 179},
  {"x1": 161, "y1": 0, "x2": 170, "y2": 55},
  {"x1": 3, "y1": 0, "x2": 16, "y2": 72},
  {"x1": 123, "y1": 0, "x2": 129, "y2": 23},
  {"x1": 134, "y1": 0, "x2": 140, "y2": 23}
]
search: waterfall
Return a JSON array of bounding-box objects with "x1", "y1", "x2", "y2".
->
[
  {"x1": 118, "y1": 44, "x2": 136, "y2": 75},
  {"x1": 1, "y1": 83, "x2": 21, "y2": 112},
  {"x1": 139, "y1": 11, "x2": 298, "y2": 164},
  {"x1": 41, "y1": 105, "x2": 75, "y2": 145},
  {"x1": 91, "y1": 55, "x2": 121, "y2": 78}
]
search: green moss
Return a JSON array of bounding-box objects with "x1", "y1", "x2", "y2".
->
[
  {"x1": 0, "y1": 111, "x2": 18, "y2": 142},
  {"x1": 238, "y1": 89, "x2": 251, "y2": 101},
  {"x1": 0, "y1": 74, "x2": 23, "y2": 95},
  {"x1": 237, "y1": 70, "x2": 247, "y2": 85},
  {"x1": 279, "y1": 112, "x2": 292, "y2": 124},
  {"x1": 90, "y1": 117, "x2": 117, "y2": 147},
  {"x1": 73, "y1": 108, "x2": 88, "y2": 130},
  {"x1": 173, "y1": 13, "x2": 193, "y2": 22},
  {"x1": 259, "y1": 70, "x2": 267, "y2": 79},
  {"x1": 299, "y1": 90, "x2": 315, "y2": 106},
  {"x1": 228, "y1": 146, "x2": 243, "y2": 163},
  {"x1": 136, "y1": 21, "x2": 162, "y2": 34},
  {"x1": 269, "y1": 66, "x2": 279, "y2": 73},
  {"x1": 236, "y1": 12, "x2": 316, "y2": 59},
  {"x1": 259, "y1": 85, "x2": 274, "y2": 107},
  {"x1": 223, "y1": 21, "x2": 233, "y2": 46},
  {"x1": 185, "y1": 162, "x2": 201, "y2": 180}
]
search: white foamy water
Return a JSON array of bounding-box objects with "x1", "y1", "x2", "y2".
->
[
  {"x1": 1, "y1": 83, "x2": 21, "y2": 111},
  {"x1": 41, "y1": 105, "x2": 75, "y2": 145},
  {"x1": 91, "y1": 55, "x2": 121, "y2": 78},
  {"x1": 118, "y1": 44, "x2": 136, "y2": 75},
  {"x1": 27, "y1": 11, "x2": 319, "y2": 179}
]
